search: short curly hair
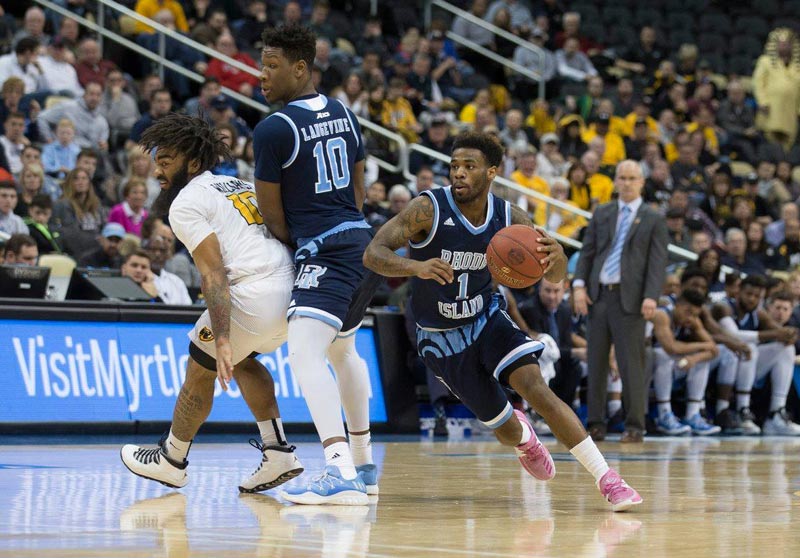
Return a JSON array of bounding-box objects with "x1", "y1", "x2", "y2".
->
[
  {"x1": 451, "y1": 131, "x2": 505, "y2": 168},
  {"x1": 261, "y1": 25, "x2": 317, "y2": 69},
  {"x1": 138, "y1": 112, "x2": 231, "y2": 173}
]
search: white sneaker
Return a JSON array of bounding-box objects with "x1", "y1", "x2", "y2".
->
[
  {"x1": 738, "y1": 408, "x2": 762, "y2": 435},
  {"x1": 762, "y1": 408, "x2": 800, "y2": 436},
  {"x1": 120, "y1": 436, "x2": 188, "y2": 489},
  {"x1": 239, "y1": 440, "x2": 304, "y2": 493}
]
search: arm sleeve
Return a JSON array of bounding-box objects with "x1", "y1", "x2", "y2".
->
[
  {"x1": 719, "y1": 316, "x2": 760, "y2": 343},
  {"x1": 253, "y1": 115, "x2": 295, "y2": 183},
  {"x1": 169, "y1": 195, "x2": 215, "y2": 254}
]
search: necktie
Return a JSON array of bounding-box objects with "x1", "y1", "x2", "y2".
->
[
  {"x1": 603, "y1": 205, "x2": 632, "y2": 281},
  {"x1": 548, "y1": 311, "x2": 560, "y2": 345}
]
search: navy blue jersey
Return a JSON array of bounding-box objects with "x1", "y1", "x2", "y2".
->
[
  {"x1": 253, "y1": 93, "x2": 366, "y2": 243},
  {"x1": 652, "y1": 306, "x2": 693, "y2": 348},
  {"x1": 727, "y1": 298, "x2": 759, "y2": 331},
  {"x1": 411, "y1": 187, "x2": 511, "y2": 329}
]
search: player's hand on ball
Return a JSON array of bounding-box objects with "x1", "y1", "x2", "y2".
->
[
  {"x1": 534, "y1": 227, "x2": 566, "y2": 274},
  {"x1": 216, "y1": 338, "x2": 234, "y2": 391},
  {"x1": 414, "y1": 258, "x2": 454, "y2": 285}
]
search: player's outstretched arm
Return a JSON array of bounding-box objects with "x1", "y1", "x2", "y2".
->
[
  {"x1": 364, "y1": 195, "x2": 454, "y2": 285},
  {"x1": 509, "y1": 204, "x2": 567, "y2": 282},
  {"x1": 255, "y1": 179, "x2": 293, "y2": 246},
  {"x1": 192, "y1": 233, "x2": 234, "y2": 390}
]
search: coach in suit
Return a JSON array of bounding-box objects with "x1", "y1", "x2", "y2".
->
[
  {"x1": 573, "y1": 160, "x2": 669, "y2": 442},
  {"x1": 518, "y1": 278, "x2": 580, "y2": 407}
]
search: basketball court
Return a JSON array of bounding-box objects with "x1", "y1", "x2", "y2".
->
[{"x1": 1, "y1": 435, "x2": 798, "y2": 557}]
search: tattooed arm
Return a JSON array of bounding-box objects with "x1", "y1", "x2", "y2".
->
[
  {"x1": 191, "y1": 233, "x2": 234, "y2": 389},
  {"x1": 364, "y1": 195, "x2": 454, "y2": 285},
  {"x1": 510, "y1": 204, "x2": 568, "y2": 282}
]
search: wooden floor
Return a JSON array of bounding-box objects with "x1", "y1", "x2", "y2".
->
[{"x1": 1, "y1": 435, "x2": 798, "y2": 557}]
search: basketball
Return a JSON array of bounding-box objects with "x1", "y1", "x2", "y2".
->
[{"x1": 486, "y1": 225, "x2": 546, "y2": 289}]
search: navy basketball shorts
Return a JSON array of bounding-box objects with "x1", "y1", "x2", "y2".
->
[
  {"x1": 416, "y1": 302, "x2": 544, "y2": 428},
  {"x1": 289, "y1": 224, "x2": 383, "y2": 336}
]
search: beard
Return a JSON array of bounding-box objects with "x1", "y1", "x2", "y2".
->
[{"x1": 151, "y1": 164, "x2": 190, "y2": 217}]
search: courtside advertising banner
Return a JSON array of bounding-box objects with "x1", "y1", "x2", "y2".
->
[{"x1": 0, "y1": 319, "x2": 387, "y2": 423}]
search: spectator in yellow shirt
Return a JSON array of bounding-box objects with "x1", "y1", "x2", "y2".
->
[
  {"x1": 567, "y1": 162, "x2": 592, "y2": 211},
  {"x1": 535, "y1": 177, "x2": 587, "y2": 239},
  {"x1": 685, "y1": 105, "x2": 719, "y2": 155},
  {"x1": 581, "y1": 113, "x2": 626, "y2": 166},
  {"x1": 622, "y1": 99, "x2": 660, "y2": 139},
  {"x1": 134, "y1": 0, "x2": 189, "y2": 34},
  {"x1": 381, "y1": 77, "x2": 422, "y2": 143},
  {"x1": 459, "y1": 88, "x2": 492, "y2": 125},
  {"x1": 511, "y1": 151, "x2": 550, "y2": 215},
  {"x1": 581, "y1": 150, "x2": 614, "y2": 205}
]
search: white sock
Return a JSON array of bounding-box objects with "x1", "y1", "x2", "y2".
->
[
  {"x1": 570, "y1": 436, "x2": 610, "y2": 483},
  {"x1": 607, "y1": 399, "x2": 622, "y2": 415},
  {"x1": 657, "y1": 402, "x2": 672, "y2": 417},
  {"x1": 770, "y1": 396, "x2": 787, "y2": 413},
  {"x1": 349, "y1": 432, "x2": 373, "y2": 466},
  {"x1": 324, "y1": 441, "x2": 357, "y2": 479},
  {"x1": 164, "y1": 429, "x2": 191, "y2": 461},
  {"x1": 257, "y1": 418, "x2": 286, "y2": 447},
  {"x1": 685, "y1": 401, "x2": 701, "y2": 419},
  {"x1": 517, "y1": 417, "x2": 533, "y2": 446},
  {"x1": 736, "y1": 392, "x2": 751, "y2": 410},
  {"x1": 716, "y1": 399, "x2": 730, "y2": 413}
]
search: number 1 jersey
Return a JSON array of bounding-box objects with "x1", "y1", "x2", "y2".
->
[
  {"x1": 253, "y1": 93, "x2": 366, "y2": 243},
  {"x1": 169, "y1": 171, "x2": 293, "y2": 284}
]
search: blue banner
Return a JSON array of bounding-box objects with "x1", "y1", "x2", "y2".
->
[{"x1": 0, "y1": 319, "x2": 387, "y2": 423}]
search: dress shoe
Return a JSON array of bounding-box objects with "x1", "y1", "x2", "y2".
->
[
  {"x1": 588, "y1": 423, "x2": 607, "y2": 442},
  {"x1": 620, "y1": 429, "x2": 644, "y2": 443}
]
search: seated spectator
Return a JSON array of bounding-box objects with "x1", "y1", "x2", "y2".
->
[
  {"x1": 405, "y1": 54, "x2": 436, "y2": 113},
  {"x1": 18, "y1": 144, "x2": 59, "y2": 200},
  {"x1": 555, "y1": 37, "x2": 597, "y2": 91},
  {"x1": 205, "y1": 32, "x2": 259, "y2": 99},
  {"x1": 75, "y1": 38, "x2": 117, "y2": 88},
  {"x1": 730, "y1": 172, "x2": 773, "y2": 226},
  {"x1": 0, "y1": 112, "x2": 28, "y2": 174},
  {"x1": 0, "y1": 38, "x2": 44, "y2": 95},
  {"x1": 581, "y1": 113, "x2": 626, "y2": 167},
  {"x1": 183, "y1": 77, "x2": 221, "y2": 121},
  {"x1": 486, "y1": 0, "x2": 534, "y2": 36},
  {"x1": 498, "y1": 108, "x2": 532, "y2": 156},
  {"x1": 558, "y1": 115, "x2": 587, "y2": 162},
  {"x1": 387, "y1": 184, "x2": 412, "y2": 217},
  {"x1": 644, "y1": 159, "x2": 675, "y2": 208},
  {"x1": 79, "y1": 221, "x2": 125, "y2": 268},
  {"x1": 623, "y1": 119, "x2": 651, "y2": 161},
  {"x1": 189, "y1": 7, "x2": 229, "y2": 46},
  {"x1": 234, "y1": 1, "x2": 269, "y2": 59},
  {"x1": 409, "y1": 167, "x2": 440, "y2": 195},
  {"x1": 722, "y1": 227, "x2": 766, "y2": 277},
  {"x1": 38, "y1": 82, "x2": 109, "y2": 150},
  {"x1": 100, "y1": 69, "x2": 141, "y2": 150},
  {"x1": 280, "y1": 1, "x2": 304, "y2": 26},
  {"x1": 37, "y1": 36, "x2": 82, "y2": 98},
  {"x1": 666, "y1": 207, "x2": 691, "y2": 256},
  {"x1": 236, "y1": 138, "x2": 255, "y2": 184},
  {"x1": 695, "y1": 248, "x2": 723, "y2": 292},
  {"x1": 381, "y1": 77, "x2": 421, "y2": 144},
  {"x1": 776, "y1": 161, "x2": 800, "y2": 199},
  {"x1": 2, "y1": 233, "x2": 38, "y2": 266},
  {"x1": 136, "y1": 74, "x2": 164, "y2": 114},
  {"x1": 24, "y1": 194, "x2": 63, "y2": 254},
  {"x1": 746, "y1": 221, "x2": 770, "y2": 269},
  {"x1": 717, "y1": 80, "x2": 758, "y2": 164},
  {"x1": 143, "y1": 234, "x2": 192, "y2": 305},
  {"x1": 57, "y1": 17, "x2": 81, "y2": 59},
  {"x1": 0, "y1": 181, "x2": 27, "y2": 235},
  {"x1": 74, "y1": 148, "x2": 107, "y2": 205},
  {"x1": 765, "y1": 201, "x2": 800, "y2": 247},
  {"x1": 615, "y1": 26, "x2": 664, "y2": 83},
  {"x1": 208, "y1": 95, "x2": 252, "y2": 144},
  {"x1": 212, "y1": 123, "x2": 240, "y2": 176},
  {"x1": 52, "y1": 168, "x2": 106, "y2": 257},
  {"x1": 756, "y1": 160, "x2": 791, "y2": 208},
  {"x1": 122, "y1": 147, "x2": 160, "y2": 208},
  {"x1": 126, "y1": 88, "x2": 172, "y2": 149},
  {"x1": 14, "y1": 162, "x2": 45, "y2": 218},
  {"x1": 357, "y1": 16, "x2": 390, "y2": 62},
  {"x1": 536, "y1": 133, "x2": 566, "y2": 183},
  {"x1": 133, "y1": 0, "x2": 189, "y2": 35},
  {"x1": 534, "y1": 177, "x2": 586, "y2": 239},
  {"x1": 409, "y1": 115, "x2": 453, "y2": 179},
  {"x1": 42, "y1": 118, "x2": 80, "y2": 179},
  {"x1": 121, "y1": 249, "x2": 160, "y2": 300},
  {"x1": 0, "y1": 76, "x2": 42, "y2": 144},
  {"x1": 670, "y1": 141, "x2": 706, "y2": 192},
  {"x1": 313, "y1": 37, "x2": 343, "y2": 96},
  {"x1": 578, "y1": 76, "x2": 604, "y2": 122},
  {"x1": 511, "y1": 150, "x2": 549, "y2": 214},
  {"x1": 108, "y1": 180, "x2": 149, "y2": 237},
  {"x1": 334, "y1": 73, "x2": 369, "y2": 119},
  {"x1": 512, "y1": 28, "x2": 557, "y2": 100},
  {"x1": 700, "y1": 171, "x2": 734, "y2": 228},
  {"x1": 12, "y1": 7, "x2": 50, "y2": 48},
  {"x1": 580, "y1": 150, "x2": 614, "y2": 206},
  {"x1": 566, "y1": 162, "x2": 591, "y2": 212},
  {"x1": 767, "y1": 218, "x2": 800, "y2": 271},
  {"x1": 363, "y1": 180, "x2": 390, "y2": 222}
]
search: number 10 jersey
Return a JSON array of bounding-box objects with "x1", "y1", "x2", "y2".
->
[{"x1": 169, "y1": 171, "x2": 294, "y2": 284}]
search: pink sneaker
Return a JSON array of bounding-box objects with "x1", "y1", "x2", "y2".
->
[
  {"x1": 513, "y1": 410, "x2": 555, "y2": 481},
  {"x1": 597, "y1": 469, "x2": 642, "y2": 512}
]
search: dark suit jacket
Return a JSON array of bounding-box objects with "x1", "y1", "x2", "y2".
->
[
  {"x1": 574, "y1": 200, "x2": 669, "y2": 314},
  {"x1": 518, "y1": 295, "x2": 573, "y2": 361}
]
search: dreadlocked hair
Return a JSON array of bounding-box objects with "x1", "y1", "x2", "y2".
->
[
  {"x1": 261, "y1": 25, "x2": 317, "y2": 69},
  {"x1": 138, "y1": 113, "x2": 232, "y2": 173}
]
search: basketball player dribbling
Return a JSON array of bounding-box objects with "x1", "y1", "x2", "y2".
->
[{"x1": 364, "y1": 131, "x2": 642, "y2": 511}]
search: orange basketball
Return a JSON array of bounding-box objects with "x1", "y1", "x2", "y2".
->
[{"x1": 486, "y1": 225, "x2": 546, "y2": 289}]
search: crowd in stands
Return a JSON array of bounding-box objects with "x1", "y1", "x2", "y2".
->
[{"x1": 1, "y1": 0, "x2": 800, "y2": 435}]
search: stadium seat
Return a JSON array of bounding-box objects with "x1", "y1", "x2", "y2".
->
[
  {"x1": 730, "y1": 35, "x2": 763, "y2": 58},
  {"x1": 666, "y1": 13, "x2": 695, "y2": 32},
  {"x1": 727, "y1": 55, "x2": 756, "y2": 76},
  {"x1": 581, "y1": 21, "x2": 606, "y2": 45},
  {"x1": 702, "y1": 53, "x2": 726, "y2": 74},
  {"x1": 668, "y1": 29, "x2": 696, "y2": 50},
  {"x1": 784, "y1": 0, "x2": 800, "y2": 18},
  {"x1": 602, "y1": 6, "x2": 633, "y2": 27},
  {"x1": 697, "y1": 33, "x2": 728, "y2": 55},
  {"x1": 734, "y1": 16, "x2": 770, "y2": 39},
  {"x1": 698, "y1": 12, "x2": 731, "y2": 33},
  {"x1": 634, "y1": 8, "x2": 661, "y2": 28},
  {"x1": 606, "y1": 26, "x2": 638, "y2": 50},
  {"x1": 572, "y1": 2, "x2": 600, "y2": 22},
  {"x1": 772, "y1": 17, "x2": 800, "y2": 33}
]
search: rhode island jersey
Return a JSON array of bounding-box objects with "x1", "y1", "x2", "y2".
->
[
  {"x1": 411, "y1": 187, "x2": 511, "y2": 329},
  {"x1": 169, "y1": 171, "x2": 294, "y2": 283},
  {"x1": 253, "y1": 93, "x2": 365, "y2": 243},
  {"x1": 727, "y1": 298, "x2": 759, "y2": 331}
]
